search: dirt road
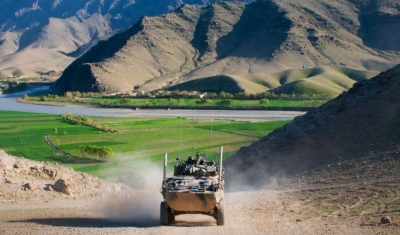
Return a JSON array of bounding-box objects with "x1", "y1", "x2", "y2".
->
[{"x1": 1, "y1": 187, "x2": 399, "y2": 235}]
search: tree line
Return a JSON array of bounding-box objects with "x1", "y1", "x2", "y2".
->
[{"x1": 61, "y1": 113, "x2": 118, "y2": 133}]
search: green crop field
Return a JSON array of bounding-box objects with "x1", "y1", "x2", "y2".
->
[{"x1": 0, "y1": 110, "x2": 290, "y2": 180}]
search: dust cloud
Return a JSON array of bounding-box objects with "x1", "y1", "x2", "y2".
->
[
  {"x1": 98, "y1": 159, "x2": 164, "y2": 227},
  {"x1": 97, "y1": 150, "x2": 283, "y2": 227}
]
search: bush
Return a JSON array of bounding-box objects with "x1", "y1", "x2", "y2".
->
[
  {"x1": 142, "y1": 101, "x2": 150, "y2": 107},
  {"x1": 167, "y1": 98, "x2": 176, "y2": 104},
  {"x1": 47, "y1": 94, "x2": 59, "y2": 99},
  {"x1": 196, "y1": 99, "x2": 214, "y2": 105},
  {"x1": 217, "y1": 99, "x2": 237, "y2": 106},
  {"x1": 78, "y1": 145, "x2": 114, "y2": 161},
  {"x1": 118, "y1": 98, "x2": 131, "y2": 106},
  {"x1": 260, "y1": 98, "x2": 269, "y2": 105},
  {"x1": 65, "y1": 91, "x2": 74, "y2": 100}
]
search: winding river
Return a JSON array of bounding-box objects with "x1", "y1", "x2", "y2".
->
[{"x1": 0, "y1": 86, "x2": 306, "y2": 121}]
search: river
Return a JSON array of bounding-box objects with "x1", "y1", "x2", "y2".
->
[{"x1": 0, "y1": 86, "x2": 306, "y2": 121}]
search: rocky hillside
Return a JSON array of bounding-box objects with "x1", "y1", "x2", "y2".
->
[
  {"x1": 0, "y1": 150, "x2": 130, "y2": 203},
  {"x1": 225, "y1": 64, "x2": 400, "y2": 186},
  {"x1": 0, "y1": 0, "x2": 250, "y2": 78},
  {"x1": 54, "y1": 0, "x2": 400, "y2": 94}
]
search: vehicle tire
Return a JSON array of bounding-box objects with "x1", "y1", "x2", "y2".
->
[
  {"x1": 160, "y1": 202, "x2": 170, "y2": 225},
  {"x1": 216, "y1": 201, "x2": 225, "y2": 226}
]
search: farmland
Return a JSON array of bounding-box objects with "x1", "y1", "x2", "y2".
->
[{"x1": 0, "y1": 110, "x2": 290, "y2": 179}]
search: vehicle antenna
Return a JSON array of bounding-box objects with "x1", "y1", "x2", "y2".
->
[
  {"x1": 180, "y1": 115, "x2": 183, "y2": 157},
  {"x1": 210, "y1": 118, "x2": 213, "y2": 158}
]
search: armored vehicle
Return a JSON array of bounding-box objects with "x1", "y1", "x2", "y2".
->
[{"x1": 160, "y1": 147, "x2": 225, "y2": 226}]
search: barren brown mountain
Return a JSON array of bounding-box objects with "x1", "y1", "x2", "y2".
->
[
  {"x1": 54, "y1": 0, "x2": 400, "y2": 94},
  {"x1": 0, "y1": 0, "x2": 247, "y2": 78}
]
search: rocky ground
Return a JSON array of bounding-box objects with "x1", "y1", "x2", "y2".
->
[{"x1": 1, "y1": 149, "x2": 399, "y2": 234}]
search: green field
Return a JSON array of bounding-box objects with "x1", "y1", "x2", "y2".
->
[
  {"x1": 22, "y1": 96, "x2": 326, "y2": 110},
  {"x1": 0, "y1": 110, "x2": 290, "y2": 180}
]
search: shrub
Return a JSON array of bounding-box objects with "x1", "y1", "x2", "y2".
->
[
  {"x1": 78, "y1": 145, "x2": 114, "y2": 161},
  {"x1": 65, "y1": 91, "x2": 73, "y2": 100},
  {"x1": 196, "y1": 99, "x2": 214, "y2": 105},
  {"x1": 167, "y1": 98, "x2": 176, "y2": 104},
  {"x1": 260, "y1": 98, "x2": 269, "y2": 105},
  {"x1": 217, "y1": 99, "x2": 236, "y2": 106},
  {"x1": 118, "y1": 98, "x2": 131, "y2": 105},
  {"x1": 142, "y1": 101, "x2": 150, "y2": 107},
  {"x1": 47, "y1": 94, "x2": 59, "y2": 99}
]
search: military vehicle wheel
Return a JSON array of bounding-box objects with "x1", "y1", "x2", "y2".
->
[
  {"x1": 160, "y1": 202, "x2": 170, "y2": 225},
  {"x1": 216, "y1": 201, "x2": 225, "y2": 226}
]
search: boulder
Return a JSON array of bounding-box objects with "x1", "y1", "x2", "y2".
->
[
  {"x1": 45, "y1": 184, "x2": 54, "y2": 191},
  {"x1": 0, "y1": 151, "x2": 15, "y2": 171},
  {"x1": 13, "y1": 160, "x2": 26, "y2": 170},
  {"x1": 53, "y1": 179, "x2": 74, "y2": 195},
  {"x1": 381, "y1": 216, "x2": 391, "y2": 224},
  {"x1": 4, "y1": 178, "x2": 13, "y2": 184},
  {"x1": 22, "y1": 183, "x2": 33, "y2": 191}
]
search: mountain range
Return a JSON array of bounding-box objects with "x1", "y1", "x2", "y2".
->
[
  {"x1": 0, "y1": 0, "x2": 251, "y2": 79},
  {"x1": 53, "y1": 0, "x2": 400, "y2": 95}
]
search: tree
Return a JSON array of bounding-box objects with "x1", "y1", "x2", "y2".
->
[
  {"x1": 142, "y1": 101, "x2": 150, "y2": 107},
  {"x1": 180, "y1": 90, "x2": 189, "y2": 98},
  {"x1": 72, "y1": 91, "x2": 82, "y2": 98},
  {"x1": 167, "y1": 98, "x2": 176, "y2": 104},
  {"x1": 65, "y1": 91, "x2": 73, "y2": 100},
  {"x1": 119, "y1": 98, "x2": 131, "y2": 106},
  {"x1": 53, "y1": 128, "x2": 58, "y2": 135},
  {"x1": 153, "y1": 99, "x2": 160, "y2": 105}
]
